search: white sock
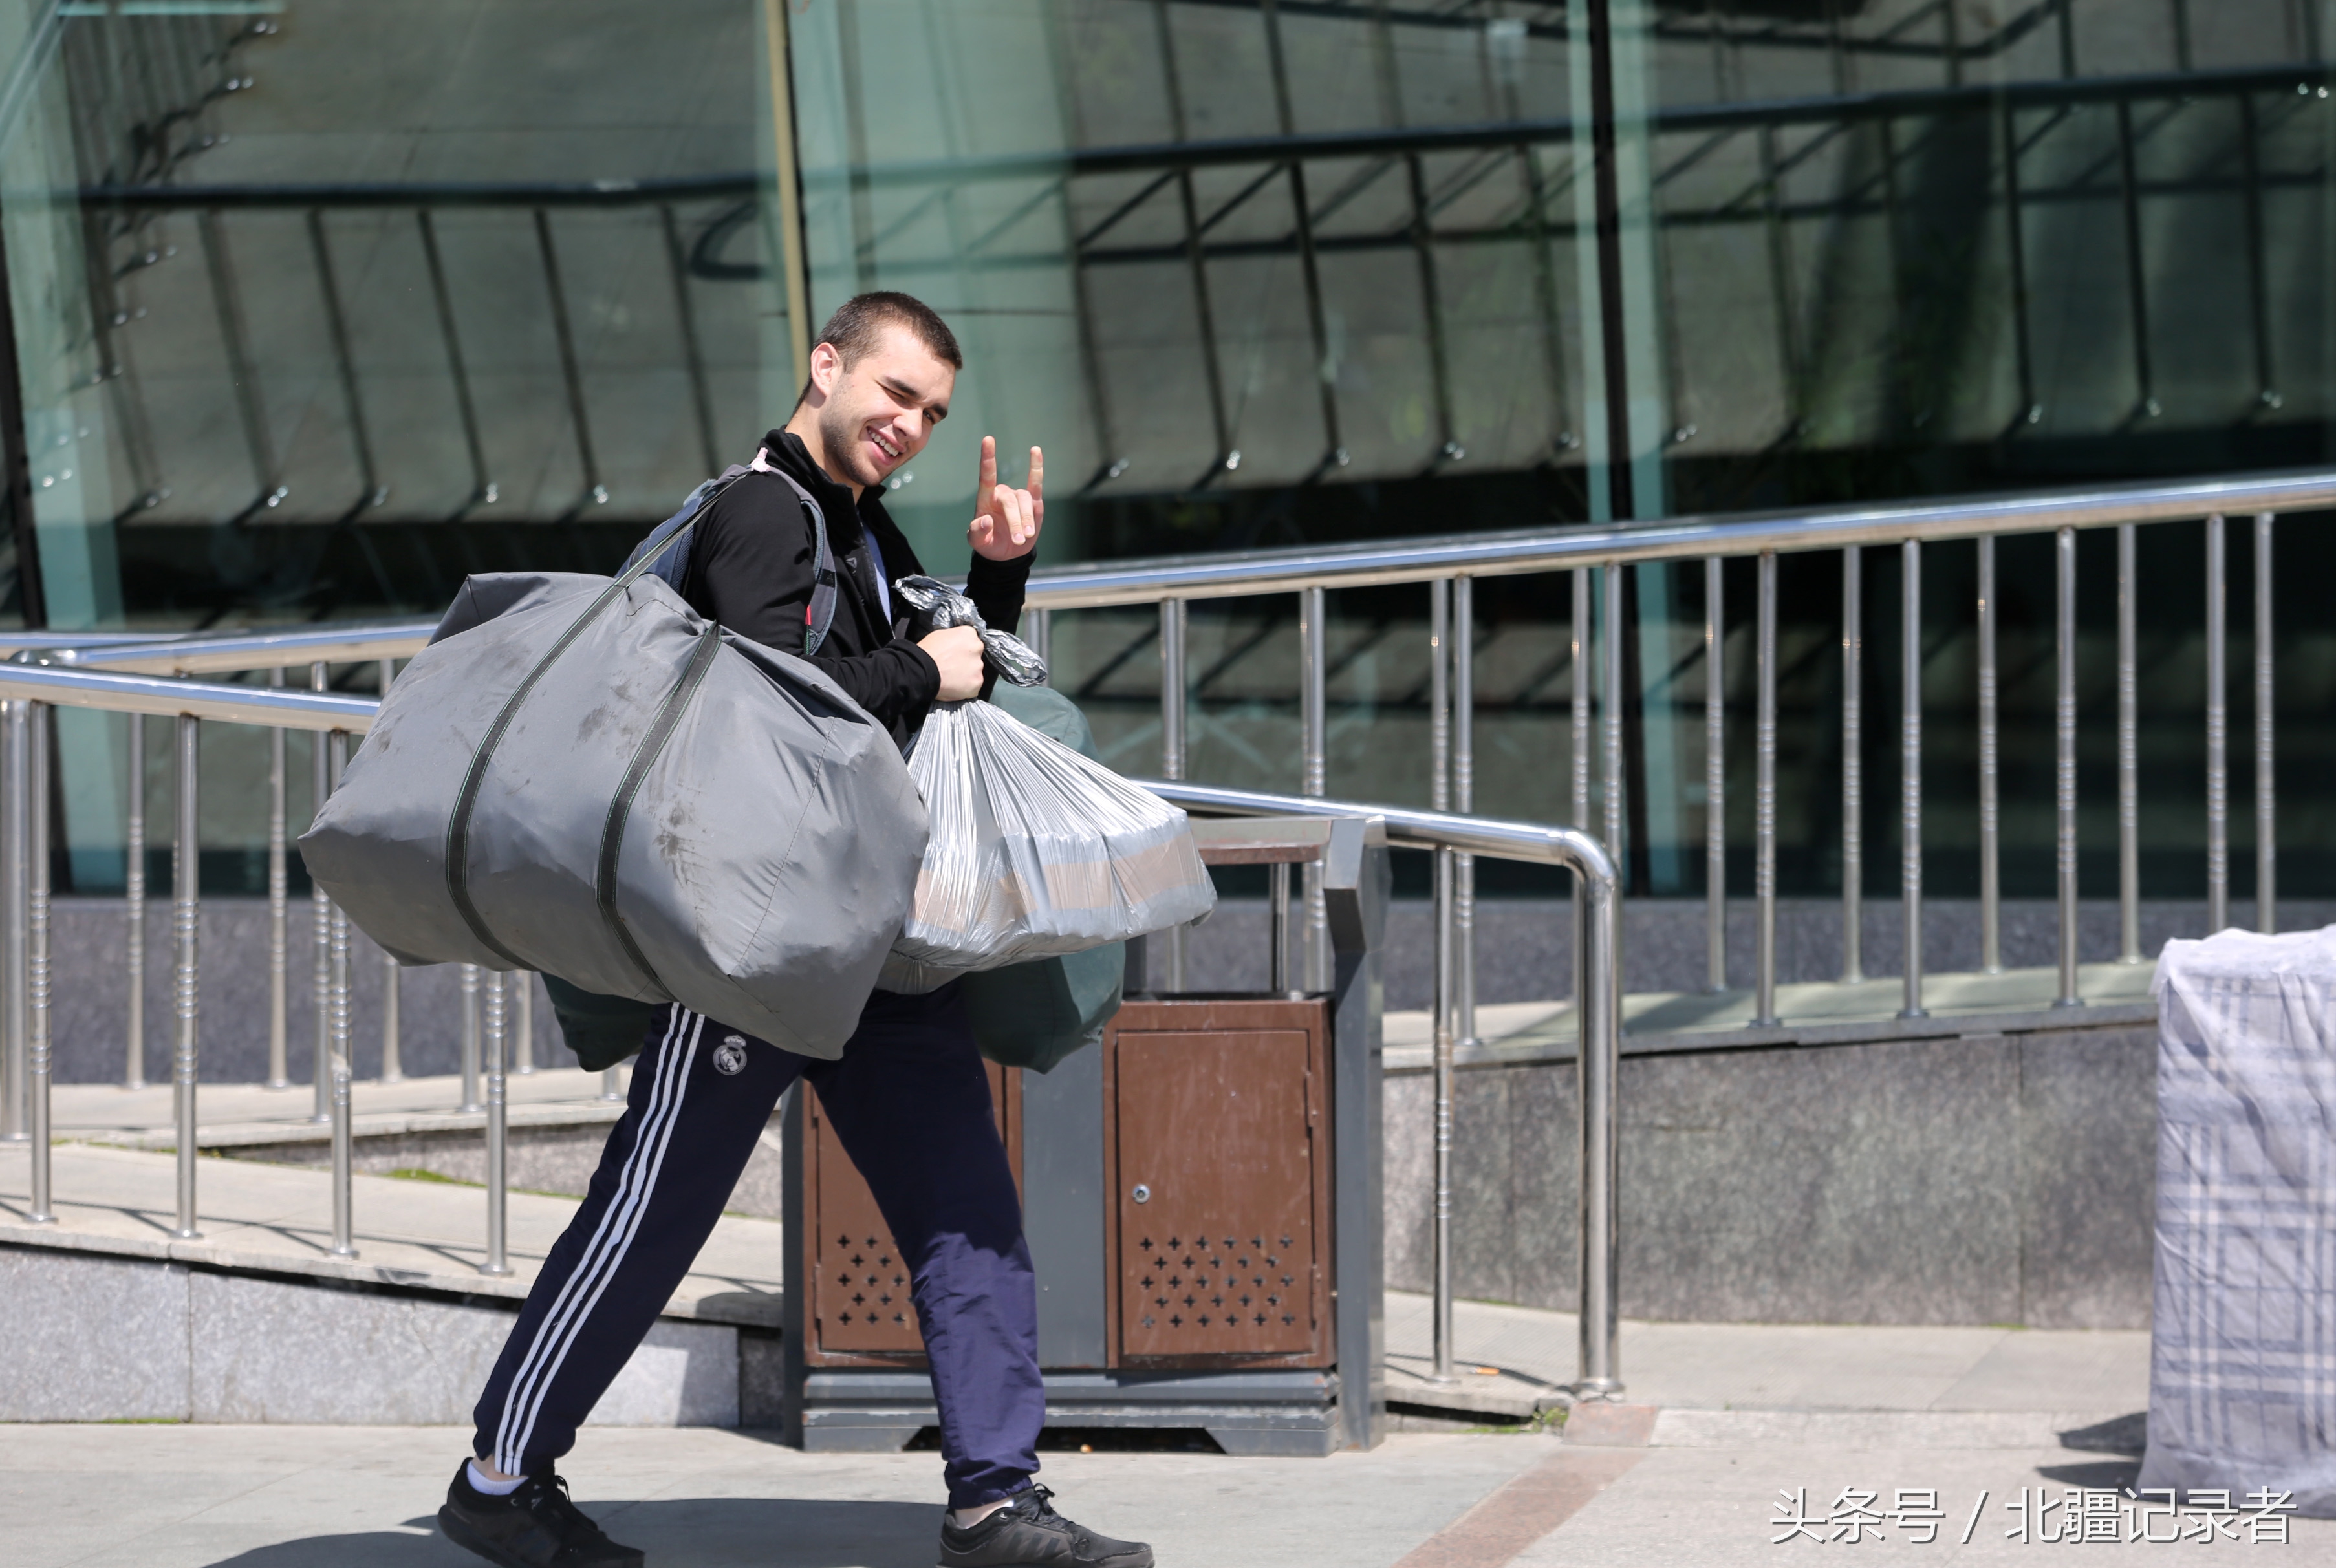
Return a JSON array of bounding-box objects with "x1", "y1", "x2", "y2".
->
[
  {"x1": 468, "y1": 1459, "x2": 526, "y2": 1496},
  {"x1": 950, "y1": 1498, "x2": 1011, "y2": 1530}
]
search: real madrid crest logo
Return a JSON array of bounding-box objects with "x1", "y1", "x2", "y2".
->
[{"x1": 713, "y1": 1035, "x2": 749, "y2": 1075}]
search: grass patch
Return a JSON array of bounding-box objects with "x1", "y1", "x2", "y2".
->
[{"x1": 385, "y1": 1167, "x2": 469, "y2": 1185}]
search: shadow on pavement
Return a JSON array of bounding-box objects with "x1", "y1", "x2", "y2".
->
[{"x1": 199, "y1": 1499, "x2": 940, "y2": 1567}]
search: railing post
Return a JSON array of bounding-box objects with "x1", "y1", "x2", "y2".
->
[
  {"x1": 1572, "y1": 569, "x2": 1590, "y2": 1019},
  {"x1": 1978, "y1": 536, "x2": 2002, "y2": 974},
  {"x1": 1705, "y1": 557, "x2": 1726, "y2": 992},
  {"x1": 2116, "y1": 525, "x2": 2139, "y2": 963},
  {"x1": 1024, "y1": 607, "x2": 1052, "y2": 673},
  {"x1": 1601, "y1": 564, "x2": 1625, "y2": 985},
  {"x1": 514, "y1": 971, "x2": 536, "y2": 1075},
  {"x1": 1574, "y1": 839, "x2": 1623, "y2": 1401},
  {"x1": 1755, "y1": 552, "x2": 1778, "y2": 1026},
  {"x1": 1842, "y1": 546, "x2": 1865, "y2": 983},
  {"x1": 1899, "y1": 541, "x2": 1926, "y2": 1020},
  {"x1": 482, "y1": 969, "x2": 510, "y2": 1276},
  {"x1": 601, "y1": 1065, "x2": 624, "y2": 1102},
  {"x1": 1453, "y1": 576, "x2": 1476, "y2": 1048},
  {"x1": 1, "y1": 702, "x2": 23, "y2": 1144},
  {"x1": 27, "y1": 702, "x2": 51, "y2": 1223},
  {"x1": 327, "y1": 730, "x2": 356, "y2": 1257},
  {"x1": 459, "y1": 963, "x2": 483, "y2": 1112},
  {"x1": 2054, "y1": 527, "x2": 2082, "y2": 1008},
  {"x1": 1429, "y1": 843, "x2": 1456, "y2": 1384},
  {"x1": 2206, "y1": 514, "x2": 2228, "y2": 932},
  {"x1": 1160, "y1": 597, "x2": 1187, "y2": 991},
  {"x1": 1268, "y1": 863, "x2": 1291, "y2": 993},
  {"x1": 1301, "y1": 585, "x2": 1328, "y2": 991},
  {"x1": 126, "y1": 709, "x2": 149, "y2": 1089},
  {"x1": 172, "y1": 713, "x2": 200, "y2": 1240},
  {"x1": 308, "y1": 662, "x2": 330, "y2": 1124},
  {"x1": 2255, "y1": 512, "x2": 2275, "y2": 935},
  {"x1": 265, "y1": 674, "x2": 288, "y2": 1086},
  {"x1": 378, "y1": 657, "x2": 404, "y2": 1081}
]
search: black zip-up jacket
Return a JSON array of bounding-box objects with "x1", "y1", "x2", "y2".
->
[{"x1": 676, "y1": 429, "x2": 1032, "y2": 751}]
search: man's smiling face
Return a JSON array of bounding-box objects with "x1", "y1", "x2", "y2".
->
[{"x1": 812, "y1": 323, "x2": 955, "y2": 492}]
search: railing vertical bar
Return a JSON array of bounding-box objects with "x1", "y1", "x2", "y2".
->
[
  {"x1": 1160, "y1": 597, "x2": 1188, "y2": 991},
  {"x1": 2255, "y1": 511, "x2": 2275, "y2": 934},
  {"x1": 1842, "y1": 545, "x2": 1865, "y2": 982},
  {"x1": 1575, "y1": 831, "x2": 1623, "y2": 1401},
  {"x1": 1268, "y1": 861, "x2": 1291, "y2": 993},
  {"x1": 27, "y1": 702, "x2": 50, "y2": 1222},
  {"x1": 263, "y1": 677, "x2": 286, "y2": 1086},
  {"x1": 1430, "y1": 579, "x2": 1450, "y2": 817},
  {"x1": 2117, "y1": 524, "x2": 2140, "y2": 962},
  {"x1": 1705, "y1": 556, "x2": 1725, "y2": 992},
  {"x1": 127, "y1": 707, "x2": 149, "y2": 1088},
  {"x1": 171, "y1": 713, "x2": 200, "y2": 1239},
  {"x1": 2, "y1": 702, "x2": 22, "y2": 1144},
  {"x1": 1301, "y1": 585, "x2": 1328, "y2": 991},
  {"x1": 376, "y1": 658, "x2": 402, "y2": 1082},
  {"x1": 1573, "y1": 568, "x2": 1591, "y2": 1022},
  {"x1": 1899, "y1": 540, "x2": 1927, "y2": 1020},
  {"x1": 2207, "y1": 513, "x2": 2229, "y2": 932},
  {"x1": 1601, "y1": 564, "x2": 1625, "y2": 975},
  {"x1": 482, "y1": 969, "x2": 510, "y2": 1276},
  {"x1": 459, "y1": 963, "x2": 482, "y2": 1112},
  {"x1": 1755, "y1": 552, "x2": 1778, "y2": 1026},
  {"x1": 514, "y1": 972, "x2": 535, "y2": 1075},
  {"x1": 1025, "y1": 607, "x2": 1052, "y2": 674},
  {"x1": 1453, "y1": 576, "x2": 1476, "y2": 1048},
  {"x1": 1978, "y1": 535, "x2": 2002, "y2": 973},
  {"x1": 2054, "y1": 527, "x2": 2082, "y2": 1007},
  {"x1": 327, "y1": 730, "x2": 356, "y2": 1256},
  {"x1": 1429, "y1": 843, "x2": 1456, "y2": 1384},
  {"x1": 308, "y1": 662, "x2": 330, "y2": 1122}
]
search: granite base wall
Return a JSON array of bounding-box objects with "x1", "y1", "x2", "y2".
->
[
  {"x1": 0, "y1": 1243, "x2": 756, "y2": 1425},
  {"x1": 1382, "y1": 1018, "x2": 2159, "y2": 1329}
]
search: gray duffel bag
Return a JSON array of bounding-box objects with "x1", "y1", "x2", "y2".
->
[{"x1": 298, "y1": 563, "x2": 928, "y2": 1061}]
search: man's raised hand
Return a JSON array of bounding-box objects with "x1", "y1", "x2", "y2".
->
[{"x1": 967, "y1": 436, "x2": 1043, "y2": 561}]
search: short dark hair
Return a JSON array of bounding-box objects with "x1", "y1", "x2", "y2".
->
[{"x1": 812, "y1": 291, "x2": 962, "y2": 376}]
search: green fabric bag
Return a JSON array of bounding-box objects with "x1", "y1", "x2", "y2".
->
[
  {"x1": 543, "y1": 682, "x2": 1124, "y2": 1074},
  {"x1": 543, "y1": 972, "x2": 664, "y2": 1073},
  {"x1": 962, "y1": 682, "x2": 1125, "y2": 1073}
]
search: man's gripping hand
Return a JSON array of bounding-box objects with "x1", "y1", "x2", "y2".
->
[
  {"x1": 967, "y1": 436, "x2": 1042, "y2": 561},
  {"x1": 918, "y1": 625, "x2": 987, "y2": 702}
]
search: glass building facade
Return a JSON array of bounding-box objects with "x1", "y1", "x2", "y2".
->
[{"x1": 1, "y1": 1, "x2": 2331, "y2": 904}]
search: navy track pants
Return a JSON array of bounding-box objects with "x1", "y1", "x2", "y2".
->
[{"x1": 471, "y1": 983, "x2": 1044, "y2": 1507}]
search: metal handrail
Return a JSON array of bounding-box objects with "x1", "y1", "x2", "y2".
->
[
  {"x1": 50, "y1": 621, "x2": 433, "y2": 677},
  {"x1": 1019, "y1": 467, "x2": 2336, "y2": 609},
  {"x1": 0, "y1": 658, "x2": 1632, "y2": 1402},
  {"x1": 1141, "y1": 778, "x2": 1623, "y2": 1400}
]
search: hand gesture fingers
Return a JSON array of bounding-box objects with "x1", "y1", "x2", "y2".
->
[{"x1": 1026, "y1": 446, "x2": 1044, "y2": 532}]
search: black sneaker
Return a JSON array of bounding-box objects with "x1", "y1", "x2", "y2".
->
[
  {"x1": 437, "y1": 1462, "x2": 645, "y2": 1568},
  {"x1": 938, "y1": 1485, "x2": 1153, "y2": 1568}
]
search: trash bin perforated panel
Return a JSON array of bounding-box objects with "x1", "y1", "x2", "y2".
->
[
  {"x1": 801, "y1": 1062, "x2": 1021, "y2": 1364},
  {"x1": 1103, "y1": 998, "x2": 1332, "y2": 1369}
]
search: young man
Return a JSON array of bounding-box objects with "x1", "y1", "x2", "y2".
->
[{"x1": 437, "y1": 293, "x2": 1153, "y2": 1568}]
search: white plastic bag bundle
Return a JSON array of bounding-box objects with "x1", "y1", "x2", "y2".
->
[{"x1": 881, "y1": 697, "x2": 1215, "y2": 993}]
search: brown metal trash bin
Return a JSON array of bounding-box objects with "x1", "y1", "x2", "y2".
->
[{"x1": 783, "y1": 813, "x2": 1387, "y2": 1455}]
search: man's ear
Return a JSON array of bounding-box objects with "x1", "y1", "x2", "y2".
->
[{"x1": 805, "y1": 341, "x2": 843, "y2": 402}]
